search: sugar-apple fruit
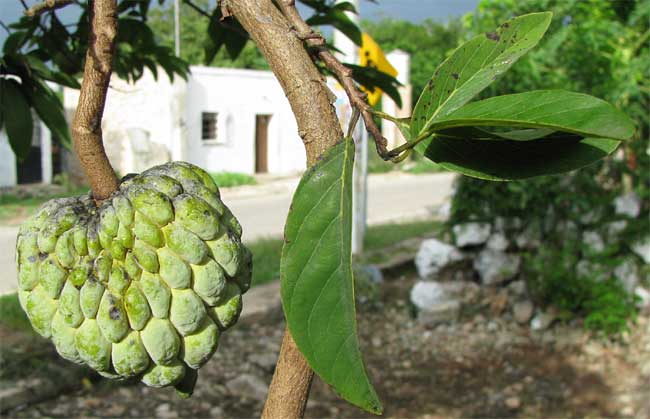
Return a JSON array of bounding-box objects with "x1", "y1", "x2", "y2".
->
[{"x1": 15, "y1": 162, "x2": 252, "y2": 394}]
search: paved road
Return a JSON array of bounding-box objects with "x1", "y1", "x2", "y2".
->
[{"x1": 0, "y1": 172, "x2": 455, "y2": 294}]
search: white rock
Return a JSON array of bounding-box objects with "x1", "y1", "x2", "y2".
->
[
  {"x1": 473, "y1": 249, "x2": 521, "y2": 285},
  {"x1": 410, "y1": 281, "x2": 447, "y2": 310},
  {"x1": 635, "y1": 287, "x2": 650, "y2": 308},
  {"x1": 576, "y1": 260, "x2": 609, "y2": 282},
  {"x1": 494, "y1": 217, "x2": 507, "y2": 233},
  {"x1": 505, "y1": 396, "x2": 521, "y2": 410},
  {"x1": 436, "y1": 201, "x2": 451, "y2": 221},
  {"x1": 531, "y1": 311, "x2": 555, "y2": 331},
  {"x1": 410, "y1": 281, "x2": 462, "y2": 326},
  {"x1": 452, "y1": 222, "x2": 491, "y2": 247},
  {"x1": 513, "y1": 301, "x2": 534, "y2": 324},
  {"x1": 614, "y1": 192, "x2": 641, "y2": 218},
  {"x1": 606, "y1": 220, "x2": 627, "y2": 237},
  {"x1": 357, "y1": 264, "x2": 383, "y2": 283},
  {"x1": 486, "y1": 233, "x2": 509, "y2": 251},
  {"x1": 507, "y1": 280, "x2": 527, "y2": 296},
  {"x1": 414, "y1": 238, "x2": 464, "y2": 279},
  {"x1": 582, "y1": 231, "x2": 605, "y2": 253},
  {"x1": 515, "y1": 224, "x2": 541, "y2": 249},
  {"x1": 631, "y1": 236, "x2": 650, "y2": 264},
  {"x1": 614, "y1": 260, "x2": 640, "y2": 293},
  {"x1": 580, "y1": 209, "x2": 602, "y2": 225}
]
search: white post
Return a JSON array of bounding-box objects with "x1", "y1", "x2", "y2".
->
[
  {"x1": 40, "y1": 122, "x2": 52, "y2": 184},
  {"x1": 174, "y1": 0, "x2": 181, "y2": 57},
  {"x1": 333, "y1": 0, "x2": 367, "y2": 255},
  {"x1": 381, "y1": 50, "x2": 412, "y2": 149}
]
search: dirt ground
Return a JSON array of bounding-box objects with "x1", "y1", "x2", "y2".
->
[{"x1": 2, "y1": 275, "x2": 649, "y2": 419}]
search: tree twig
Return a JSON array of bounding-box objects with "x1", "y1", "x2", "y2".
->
[
  {"x1": 224, "y1": 0, "x2": 345, "y2": 417},
  {"x1": 276, "y1": 0, "x2": 392, "y2": 160},
  {"x1": 24, "y1": 0, "x2": 74, "y2": 17},
  {"x1": 71, "y1": 0, "x2": 120, "y2": 203}
]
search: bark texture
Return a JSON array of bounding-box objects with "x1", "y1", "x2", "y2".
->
[
  {"x1": 71, "y1": 0, "x2": 120, "y2": 202},
  {"x1": 224, "y1": 0, "x2": 345, "y2": 418}
]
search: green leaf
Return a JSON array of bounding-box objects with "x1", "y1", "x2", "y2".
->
[
  {"x1": 2, "y1": 31, "x2": 29, "y2": 54},
  {"x1": 411, "y1": 12, "x2": 553, "y2": 144},
  {"x1": 347, "y1": 63, "x2": 402, "y2": 107},
  {"x1": 427, "y1": 90, "x2": 636, "y2": 141},
  {"x1": 23, "y1": 53, "x2": 81, "y2": 89},
  {"x1": 281, "y1": 139, "x2": 382, "y2": 415},
  {"x1": 419, "y1": 90, "x2": 634, "y2": 180},
  {"x1": 423, "y1": 135, "x2": 619, "y2": 181},
  {"x1": 26, "y1": 80, "x2": 72, "y2": 148},
  {"x1": 437, "y1": 126, "x2": 556, "y2": 141},
  {"x1": 1, "y1": 79, "x2": 33, "y2": 161},
  {"x1": 306, "y1": 9, "x2": 362, "y2": 46}
]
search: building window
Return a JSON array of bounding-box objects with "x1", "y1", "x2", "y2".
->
[{"x1": 201, "y1": 112, "x2": 218, "y2": 142}]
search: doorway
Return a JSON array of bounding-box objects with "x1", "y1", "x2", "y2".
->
[{"x1": 255, "y1": 114, "x2": 271, "y2": 173}]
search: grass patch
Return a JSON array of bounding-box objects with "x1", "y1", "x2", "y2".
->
[
  {"x1": 401, "y1": 159, "x2": 442, "y2": 174},
  {"x1": 364, "y1": 219, "x2": 441, "y2": 251},
  {"x1": 0, "y1": 293, "x2": 32, "y2": 332},
  {"x1": 0, "y1": 186, "x2": 89, "y2": 224},
  {"x1": 247, "y1": 237, "x2": 284, "y2": 287},
  {"x1": 211, "y1": 172, "x2": 257, "y2": 188}
]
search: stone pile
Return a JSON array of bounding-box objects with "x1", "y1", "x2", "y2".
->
[{"x1": 411, "y1": 191, "x2": 650, "y2": 329}]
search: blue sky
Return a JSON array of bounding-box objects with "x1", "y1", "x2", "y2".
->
[{"x1": 1, "y1": 0, "x2": 479, "y2": 45}]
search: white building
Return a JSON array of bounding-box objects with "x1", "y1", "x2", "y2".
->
[
  {"x1": 63, "y1": 66, "x2": 312, "y2": 177},
  {"x1": 0, "y1": 50, "x2": 410, "y2": 186}
]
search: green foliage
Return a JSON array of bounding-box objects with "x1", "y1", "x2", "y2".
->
[
  {"x1": 209, "y1": 172, "x2": 257, "y2": 188},
  {"x1": 281, "y1": 139, "x2": 381, "y2": 414},
  {"x1": 525, "y1": 242, "x2": 638, "y2": 336}
]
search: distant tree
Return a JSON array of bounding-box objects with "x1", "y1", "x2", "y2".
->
[{"x1": 147, "y1": 0, "x2": 269, "y2": 69}]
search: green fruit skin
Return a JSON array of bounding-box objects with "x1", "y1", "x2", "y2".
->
[
  {"x1": 173, "y1": 194, "x2": 220, "y2": 240},
  {"x1": 58, "y1": 281, "x2": 84, "y2": 328},
  {"x1": 158, "y1": 247, "x2": 191, "y2": 289},
  {"x1": 140, "y1": 272, "x2": 171, "y2": 318},
  {"x1": 206, "y1": 233, "x2": 241, "y2": 277},
  {"x1": 112, "y1": 331, "x2": 150, "y2": 377},
  {"x1": 191, "y1": 260, "x2": 226, "y2": 306},
  {"x1": 209, "y1": 283, "x2": 243, "y2": 330},
  {"x1": 141, "y1": 317, "x2": 181, "y2": 365},
  {"x1": 169, "y1": 289, "x2": 206, "y2": 336},
  {"x1": 51, "y1": 311, "x2": 84, "y2": 364},
  {"x1": 80, "y1": 280, "x2": 105, "y2": 319},
  {"x1": 96, "y1": 292, "x2": 129, "y2": 342},
  {"x1": 163, "y1": 224, "x2": 209, "y2": 265},
  {"x1": 182, "y1": 317, "x2": 219, "y2": 369},
  {"x1": 124, "y1": 283, "x2": 152, "y2": 331},
  {"x1": 75, "y1": 319, "x2": 112, "y2": 371},
  {"x1": 141, "y1": 361, "x2": 186, "y2": 388}
]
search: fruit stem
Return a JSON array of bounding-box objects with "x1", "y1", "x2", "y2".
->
[{"x1": 71, "y1": 0, "x2": 120, "y2": 204}]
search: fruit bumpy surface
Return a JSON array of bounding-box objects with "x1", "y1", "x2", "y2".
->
[{"x1": 16, "y1": 162, "x2": 252, "y2": 390}]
